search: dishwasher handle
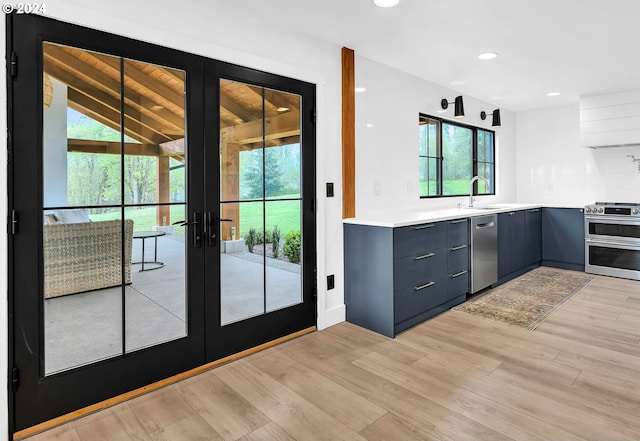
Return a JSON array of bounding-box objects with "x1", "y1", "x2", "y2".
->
[{"x1": 475, "y1": 221, "x2": 495, "y2": 229}]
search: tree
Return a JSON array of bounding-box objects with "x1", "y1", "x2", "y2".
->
[{"x1": 241, "y1": 147, "x2": 284, "y2": 199}]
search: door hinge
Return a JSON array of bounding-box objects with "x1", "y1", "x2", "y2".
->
[
  {"x1": 10, "y1": 210, "x2": 18, "y2": 235},
  {"x1": 311, "y1": 108, "x2": 317, "y2": 123},
  {"x1": 9, "y1": 52, "x2": 17, "y2": 78},
  {"x1": 11, "y1": 367, "x2": 20, "y2": 392}
]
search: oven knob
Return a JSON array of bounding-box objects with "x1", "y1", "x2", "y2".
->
[
  {"x1": 598, "y1": 208, "x2": 604, "y2": 213},
  {"x1": 585, "y1": 208, "x2": 591, "y2": 213},
  {"x1": 633, "y1": 208, "x2": 639, "y2": 215}
]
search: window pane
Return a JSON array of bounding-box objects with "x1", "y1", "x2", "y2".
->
[
  {"x1": 419, "y1": 157, "x2": 428, "y2": 196},
  {"x1": 419, "y1": 123, "x2": 427, "y2": 156},
  {"x1": 428, "y1": 158, "x2": 439, "y2": 196},
  {"x1": 477, "y1": 131, "x2": 486, "y2": 162},
  {"x1": 442, "y1": 123, "x2": 472, "y2": 196}
]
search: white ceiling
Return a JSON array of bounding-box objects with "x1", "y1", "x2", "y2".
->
[{"x1": 207, "y1": 0, "x2": 640, "y2": 112}]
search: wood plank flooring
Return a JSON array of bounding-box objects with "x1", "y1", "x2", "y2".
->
[{"x1": 24, "y1": 269, "x2": 640, "y2": 441}]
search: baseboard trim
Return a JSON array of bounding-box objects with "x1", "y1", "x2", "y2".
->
[
  {"x1": 319, "y1": 304, "x2": 346, "y2": 330},
  {"x1": 13, "y1": 326, "x2": 316, "y2": 440}
]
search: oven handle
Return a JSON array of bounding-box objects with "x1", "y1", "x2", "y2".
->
[
  {"x1": 585, "y1": 238, "x2": 640, "y2": 250},
  {"x1": 585, "y1": 215, "x2": 640, "y2": 225}
]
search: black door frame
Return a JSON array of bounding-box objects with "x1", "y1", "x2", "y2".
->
[{"x1": 7, "y1": 13, "x2": 316, "y2": 435}]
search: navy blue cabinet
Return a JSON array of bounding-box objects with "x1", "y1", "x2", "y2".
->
[
  {"x1": 344, "y1": 218, "x2": 468, "y2": 338},
  {"x1": 524, "y1": 208, "x2": 542, "y2": 266},
  {"x1": 497, "y1": 209, "x2": 541, "y2": 285},
  {"x1": 498, "y1": 211, "x2": 525, "y2": 280},
  {"x1": 542, "y1": 208, "x2": 585, "y2": 271}
]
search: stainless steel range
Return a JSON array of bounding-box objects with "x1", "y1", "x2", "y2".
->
[{"x1": 584, "y1": 202, "x2": 640, "y2": 280}]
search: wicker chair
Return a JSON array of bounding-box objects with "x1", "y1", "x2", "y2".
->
[{"x1": 43, "y1": 219, "x2": 134, "y2": 298}]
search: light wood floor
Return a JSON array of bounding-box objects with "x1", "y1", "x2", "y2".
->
[{"x1": 26, "y1": 269, "x2": 640, "y2": 441}]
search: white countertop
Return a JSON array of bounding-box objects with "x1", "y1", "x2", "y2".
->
[{"x1": 343, "y1": 203, "x2": 551, "y2": 227}]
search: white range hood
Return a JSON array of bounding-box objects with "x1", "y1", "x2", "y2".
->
[{"x1": 580, "y1": 89, "x2": 640, "y2": 149}]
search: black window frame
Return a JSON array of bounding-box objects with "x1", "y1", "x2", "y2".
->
[{"x1": 419, "y1": 113, "x2": 496, "y2": 198}]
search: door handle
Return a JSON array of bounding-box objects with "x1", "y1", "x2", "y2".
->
[
  {"x1": 206, "y1": 211, "x2": 234, "y2": 246},
  {"x1": 172, "y1": 212, "x2": 202, "y2": 247}
]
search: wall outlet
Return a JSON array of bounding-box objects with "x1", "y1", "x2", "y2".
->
[
  {"x1": 327, "y1": 274, "x2": 335, "y2": 290},
  {"x1": 326, "y1": 182, "x2": 334, "y2": 197}
]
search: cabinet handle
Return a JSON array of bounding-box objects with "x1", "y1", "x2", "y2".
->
[
  {"x1": 529, "y1": 209, "x2": 540, "y2": 213},
  {"x1": 450, "y1": 219, "x2": 467, "y2": 224},
  {"x1": 450, "y1": 244, "x2": 467, "y2": 251},
  {"x1": 414, "y1": 252, "x2": 435, "y2": 260},
  {"x1": 451, "y1": 270, "x2": 468, "y2": 278},
  {"x1": 508, "y1": 212, "x2": 515, "y2": 216},
  {"x1": 413, "y1": 224, "x2": 435, "y2": 230},
  {"x1": 414, "y1": 281, "x2": 436, "y2": 291}
]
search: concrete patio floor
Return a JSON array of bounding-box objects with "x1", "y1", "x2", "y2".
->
[{"x1": 44, "y1": 234, "x2": 302, "y2": 375}]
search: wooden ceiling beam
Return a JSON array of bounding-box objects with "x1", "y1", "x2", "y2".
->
[
  {"x1": 221, "y1": 110, "x2": 300, "y2": 144},
  {"x1": 68, "y1": 89, "x2": 172, "y2": 145},
  {"x1": 219, "y1": 92, "x2": 258, "y2": 123},
  {"x1": 88, "y1": 52, "x2": 186, "y2": 110},
  {"x1": 67, "y1": 139, "x2": 160, "y2": 156},
  {"x1": 45, "y1": 51, "x2": 185, "y2": 132},
  {"x1": 47, "y1": 64, "x2": 182, "y2": 145}
]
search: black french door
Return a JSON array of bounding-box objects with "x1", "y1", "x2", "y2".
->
[{"x1": 7, "y1": 13, "x2": 316, "y2": 433}]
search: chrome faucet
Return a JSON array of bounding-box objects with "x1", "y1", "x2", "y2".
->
[{"x1": 469, "y1": 175, "x2": 489, "y2": 207}]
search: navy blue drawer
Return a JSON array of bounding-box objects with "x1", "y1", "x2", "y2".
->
[
  {"x1": 448, "y1": 218, "x2": 469, "y2": 245},
  {"x1": 394, "y1": 248, "x2": 447, "y2": 290},
  {"x1": 394, "y1": 222, "x2": 447, "y2": 258},
  {"x1": 448, "y1": 244, "x2": 469, "y2": 271},
  {"x1": 394, "y1": 275, "x2": 448, "y2": 323},
  {"x1": 447, "y1": 269, "x2": 469, "y2": 297}
]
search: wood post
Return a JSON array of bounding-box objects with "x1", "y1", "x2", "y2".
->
[
  {"x1": 221, "y1": 141, "x2": 240, "y2": 241},
  {"x1": 342, "y1": 47, "x2": 356, "y2": 219},
  {"x1": 157, "y1": 156, "x2": 170, "y2": 226}
]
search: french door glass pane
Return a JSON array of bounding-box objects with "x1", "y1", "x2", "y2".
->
[
  {"x1": 220, "y1": 201, "x2": 266, "y2": 325},
  {"x1": 43, "y1": 43, "x2": 125, "y2": 375},
  {"x1": 122, "y1": 58, "x2": 188, "y2": 351},
  {"x1": 266, "y1": 200, "x2": 302, "y2": 311}
]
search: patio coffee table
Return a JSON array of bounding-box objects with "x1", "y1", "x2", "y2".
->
[{"x1": 133, "y1": 231, "x2": 166, "y2": 271}]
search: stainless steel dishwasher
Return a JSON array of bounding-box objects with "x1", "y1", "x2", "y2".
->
[{"x1": 470, "y1": 214, "x2": 498, "y2": 293}]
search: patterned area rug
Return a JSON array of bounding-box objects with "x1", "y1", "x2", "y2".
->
[{"x1": 453, "y1": 267, "x2": 594, "y2": 330}]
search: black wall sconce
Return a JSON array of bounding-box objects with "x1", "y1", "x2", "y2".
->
[
  {"x1": 480, "y1": 109, "x2": 501, "y2": 127},
  {"x1": 441, "y1": 96, "x2": 464, "y2": 118}
]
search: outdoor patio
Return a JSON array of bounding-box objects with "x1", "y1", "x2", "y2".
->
[{"x1": 44, "y1": 233, "x2": 302, "y2": 374}]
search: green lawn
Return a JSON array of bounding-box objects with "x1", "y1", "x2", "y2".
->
[
  {"x1": 88, "y1": 199, "x2": 301, "y2": 238},
  {"x1": 420, "y1": 179, "x2": 490, "y2": 197},
  {"x1": 239, "y1": 199, "x2": 301, "y2": 237}
]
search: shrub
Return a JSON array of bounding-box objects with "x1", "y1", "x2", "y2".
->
[
  {"x1": 271, "y1": 225, "x2": 281, "y2": 258},
  {"x1": 256, "y1": 230, "x2": 264, "y2": 245},
  {"x1": 283, "y1": 230, "x2": 301, "y2": 263},
  {"x1": 245, "y1": 228, "x2": 258, "y2": 253}
]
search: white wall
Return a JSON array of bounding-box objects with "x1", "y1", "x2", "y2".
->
[
  {"x1": 1, "y1": 2, "x2": 344, "y2": 438},
  {"x1": 43, "y1": 78, "x2": 68, "y2": 207},
  {"x1": 516, "y1": 104, "x2": 640, "y2": 205},
  {"x1": 354, "y1": 56, "x2": 517, "y2": 217}
]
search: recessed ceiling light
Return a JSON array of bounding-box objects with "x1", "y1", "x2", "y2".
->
[
  {"x1": 478, "y1": 52, "x2": 498, "y2": 60},
  {"x1": 151, "y1": 105, "x2": 164, "y2": 110},
  {"x1": 373, "y1": 0, "x2": 400, "y2": 7},
  {"x1": 547, "y1": 92, "x2": 561, "y2": 97},
  {"x1": 355, "y1": 87, "x2": 367, "y2": 93},
  {"x1": 276, "y1": 107, "x2": 290, "y2": 112},
  {"x1": 367, "y1": 123, "x2": 375, "y2": 128}
]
